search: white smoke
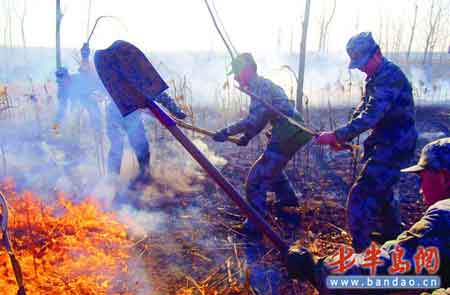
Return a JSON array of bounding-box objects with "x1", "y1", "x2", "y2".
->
[{"x1": 118, "y1": 205, "x2": 168, "y2": 237}]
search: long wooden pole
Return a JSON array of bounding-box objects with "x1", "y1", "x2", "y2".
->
[
  {"x1": 238, "y1": 86, "x2": 357, "y2": 152},
  {"x1": 173, "y1": 117, "x2": 241, "y2": 144},
  {"x1": 146, "y1": 101, "x2": 289, "y2": 255},
  {"x1": 95, "y1": 41, "x2": 289, "y2": 254},
  {"x1": 1, "y1": 192, "x2": 26, "y2": 295},
  {"x1": 238, "y1": 86, "x2": 317, "y2": 136}
]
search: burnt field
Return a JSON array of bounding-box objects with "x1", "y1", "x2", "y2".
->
[
  {"x1": 1, "y1": 0, "x2": 449, "y2": 292},
  {"x1": 124, "y1": 104, "x2": 450, "y2": 294},
  {"x1": 0, "y1": 74, "x2": 449, "y2": 295}
]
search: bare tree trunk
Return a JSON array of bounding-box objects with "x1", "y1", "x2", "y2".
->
[
  {"x1": 87, "y1": 0, "x2": 93, "y2": 38},
  {"x1": 317, "y1": 0, "x2": 336, "y2": 53},
  {"x1": 422, "y1": 0, "x2": 443, "y2": 65},
  {"x1": 296, "y1": 0, "x2": 311, "y2": 115},
  {"x1": 322, "y1": 0, "x2": 336, "y2": 53},
  {"x1": 318, "y1": 4, "x2": 325, "y2": 52},
  {"x1": 428, "y1": 4, "x2": 444, "y2": 65},
  {"x1": 20, "y1": 0, "x2": 27, "y2": 62},
  {"x1": 56, "y1": 0, "x2": 62, "y2": 69},
  {"x1": 3, "y1": 0, "x2": 13, "y2": 83},
  {"x1": 7, "y1": 0, "x2": 12, "y2": 49},
  {"x1": 406, "y1": 2, "x2": 418, "y2": 64},
  {"x1": 392, "y1": 22, "x2": 403, "y2": 57},
  {"x1": 422, "y1": 0, "x2": 435, "y2": 65}
]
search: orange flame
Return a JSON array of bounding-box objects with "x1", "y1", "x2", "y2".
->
[{"x1": 0, "y1": 178, "x2": 138, "y2": 295}]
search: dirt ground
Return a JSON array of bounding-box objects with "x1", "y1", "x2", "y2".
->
[{"x1": 127, "y1": 104, "x2": 450, "y2": 294}]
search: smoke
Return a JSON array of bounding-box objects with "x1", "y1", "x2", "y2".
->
[
  {"x1": 3, "y1": 47, "x2": 448, "y2": 111},
  {"x1": 1, "y1": 46, "x2": 448, "y2": 293},
  {"x1": 0, "y1": 89, "x2": 230, "y2": 292},
  {"x1": 118, "y1": 205, "x2": 168, "y2": 237},
  {"x1": 408, "y1": 66, "x2": 450, "y2": 103},
  {"x1": 193, "y1": 138, "x2": 227, "y2": 167},
  {"x1": 1, "y1": 48, "x2": 362, "y2": 107},
  {"x1": 153, "y1": 49, "x2": 362, "y2": 107}
]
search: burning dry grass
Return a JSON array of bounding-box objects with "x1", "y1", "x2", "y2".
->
[{"x1": 0, "y1": 177, "x2": 138, "y2": 295}]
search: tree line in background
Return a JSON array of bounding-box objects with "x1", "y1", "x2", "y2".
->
[
  {"x1": 0, "y1": 0, "x2": 449, "y2": 114},
  {"x1": 294, "y1": 0, "x2": 449, "y2": 112}
]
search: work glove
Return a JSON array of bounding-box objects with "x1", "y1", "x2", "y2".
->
[
  {"x1": 55, "y1": 67, "x2": 69, "y2": 83},
  {"x1": 286, "y1": 245, "x2": 317, "y2": 282},
  {"x1": 172, "y1": 109, "x2": 187, "y2": 120},
  {"x1": 212, "y1": 128, "x2": 229, "y2": 142},
  {"x1": 80, "y1": 43, "x2": 90, "y2": 59},
  {"x1": 315, "y1": 131, "x2": 338, "y2": 146},
  {"x1": 236, "y1": 134, "x2": 251, "y2": 146},
  {"x1": 315, "y1": 131, "x2": 351, "y2": 152}
]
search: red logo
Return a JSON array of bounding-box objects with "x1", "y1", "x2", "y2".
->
[
  {"x1": 361, "y1": 243, "x2": 384, "y2": 275},
  {"x1": 388, "y1": 244, "x2": 411, "y2": 274},
  {"x1": 413, "y1": 246, "x2": 440, "y2": 274},
  {"x1": 326, "y1": 244, "x2": 440, "y2": 275},
  {"x1": 328, "y1": 245, "x2": 356, "y2": 274}
]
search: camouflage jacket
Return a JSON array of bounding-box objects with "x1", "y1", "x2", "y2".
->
[
  {"x1": 314, "y1": 198, "x2": 450, "y2": 293},
  {"x1": 225, "y1": 76, "x2": 304, "y2": 144},
  {"x1": 335, "y1": 58, "x2": 417, "y2": 166}
]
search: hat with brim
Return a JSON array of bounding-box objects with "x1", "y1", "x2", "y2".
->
[
  {"x1": 401, "y1": 137, "x2": 450, "y2": 173},
  {"x1": 348, "y1": 52, "x2": 373, "y2": 69},
  {"x1": 401, "y1": 153, "x2": 428, "y2": 173},
  {"x1": 346, "y1": 32, "x2": 379, "y2": 69},
  {"x1": 401, "y1": 164, "x2": 425, "y2": 173},
  {"x1": 227, "y1": 53, "x2": 256, "y2": 76}
]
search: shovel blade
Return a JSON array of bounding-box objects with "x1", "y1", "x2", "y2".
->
[{"x1": 94, "y1": 40, "x2": 168, "y2": 117}]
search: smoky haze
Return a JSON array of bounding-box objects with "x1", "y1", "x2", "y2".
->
[{"x1": 0, "y1": 1, "x2": 449, "y2": 293}]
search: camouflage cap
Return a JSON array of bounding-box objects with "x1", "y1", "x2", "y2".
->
[
  {"x1": 402, "y1": 137, "x2": 450, "y2": 173},
  {"x1": 227, "y1": 53, "x2": 257, "y2": 76},
  {"x1": 346, "y1": 32, "x2": 379, "y2": 69}
]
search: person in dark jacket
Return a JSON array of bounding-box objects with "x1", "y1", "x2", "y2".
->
[{"x1": 316, "y1": 32, "x2": 418, "y2": 252}]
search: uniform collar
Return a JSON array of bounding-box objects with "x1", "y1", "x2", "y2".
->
[
  {"x1": 366, "y1": 57, "x2": 387, "y2": 82},
  {"x1": 246, "y1": 75, "x2": 259, "y2": 89}
]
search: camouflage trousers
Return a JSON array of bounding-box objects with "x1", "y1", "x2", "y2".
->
[
  {"x1": 347, "y1": 158, "x2": 402, "y2": 252},
  {"x1": 246, "y1": 146, "x2": 298, "y2": 218}
]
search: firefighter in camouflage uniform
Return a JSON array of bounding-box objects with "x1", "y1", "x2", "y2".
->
[
  {"x1": 316, "y1": 32, "x2": 418, "y2": 252},
  {"x1": 213, "y1": 53, "x2": 312, "y2": 237},
  {"x1": 287, "y1": 137, "x2": 450, "y2": 294}
]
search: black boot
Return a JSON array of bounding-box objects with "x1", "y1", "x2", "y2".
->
[
  {"x1": 128, "y1": 168, "x2": 152, "y2": 190},
  {"x1": 274, "y1": 201, "x2": 301, "y2": 226}
]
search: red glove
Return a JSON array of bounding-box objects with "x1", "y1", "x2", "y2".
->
[{"x1": 315, "y1": 131, "x2": 338, "y2": 146}]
